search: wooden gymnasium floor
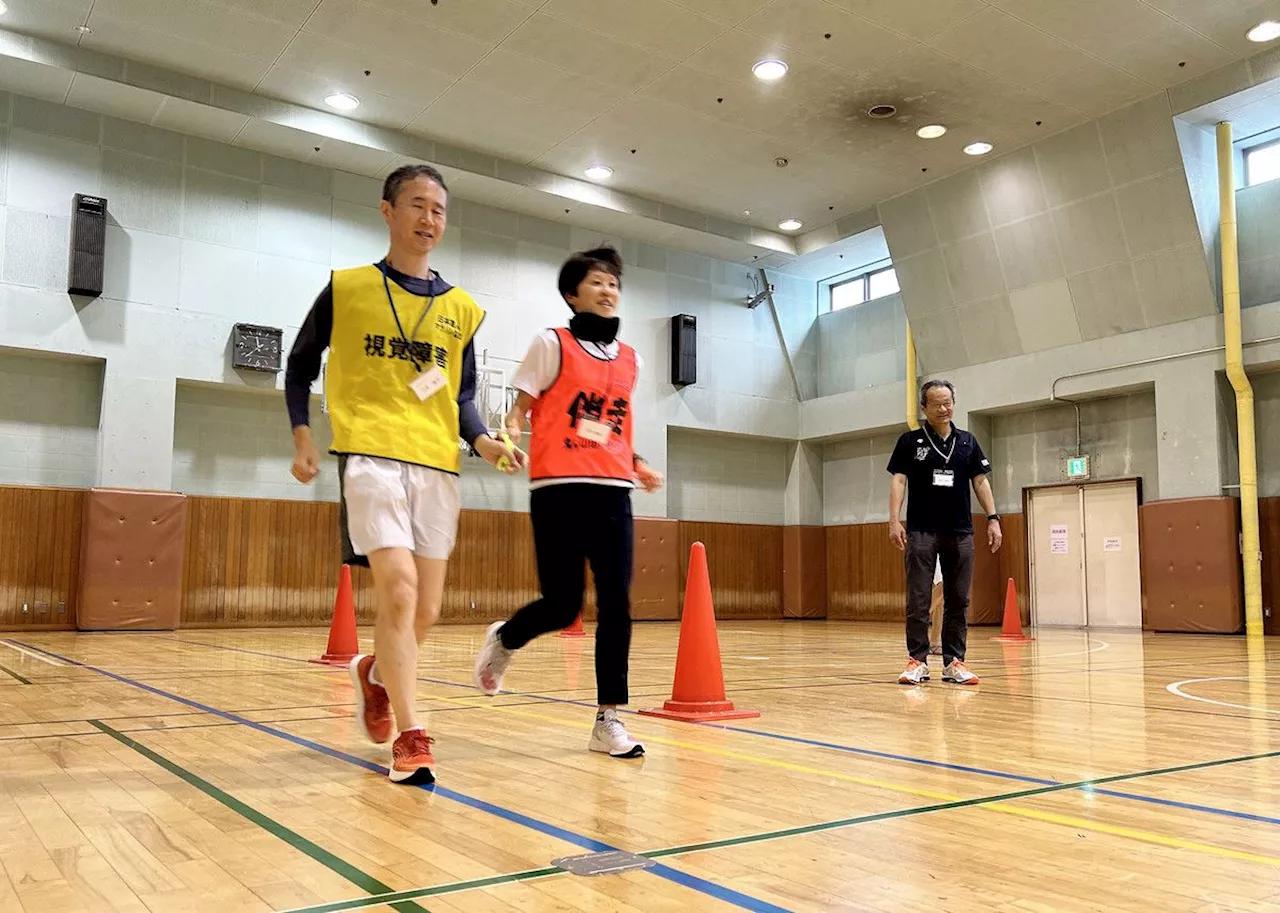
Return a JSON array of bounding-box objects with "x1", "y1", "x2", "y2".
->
[{"x1": 0, "y1": 622, "x2": 1277, "y2": 913}]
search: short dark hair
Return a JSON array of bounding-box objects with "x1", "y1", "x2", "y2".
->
[
  {"x1": 920, "y1": 379, "x2": 956, "y2": 406},
  {"x1": 382, "y1": 164, "x2": 449, "y2": 204},
  {"x1": 557, "y1": 245, "x2": 623, "y2": 309}
]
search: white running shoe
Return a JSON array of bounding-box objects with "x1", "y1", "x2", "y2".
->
[
  {"x1": 898, "y1": 658, "x2": 930, "y2": 685},
  {"x1": 473, "y1": 621, "x2": 513, "y2": 696},
  {"x1": 942, "y1": 660, "x2": 980, "y2": 685},
  {"x1": 588, "y1": 710, "x2": 644, "y2": 758}
]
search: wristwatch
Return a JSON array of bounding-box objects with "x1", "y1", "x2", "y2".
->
[{"x1": 987, "y1": 513, "x2": 1000, "y2": 522}]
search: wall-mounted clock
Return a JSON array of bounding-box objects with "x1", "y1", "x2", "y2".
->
[{"x1": 231, "y1": 323, "x2": 283, "y2": 372}]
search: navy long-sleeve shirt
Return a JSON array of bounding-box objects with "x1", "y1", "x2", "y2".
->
[{"x1": 284, "y1": 260, "x2": 489, "y2": 447}]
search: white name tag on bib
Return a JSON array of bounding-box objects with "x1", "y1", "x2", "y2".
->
[
  {"x1": 577, "y1": 419, "x2": 612, "y2": 444},
  {"x1": 933, "y1": 469, "x2": 955, "y2": 488},
  {"x1": 408, "y1": 366, "x2": 447, "y2": 401}
]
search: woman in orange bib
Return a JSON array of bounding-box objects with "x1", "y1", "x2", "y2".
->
[{"x1": 473, "y1": 246, "x2": 663, "y2": 757}]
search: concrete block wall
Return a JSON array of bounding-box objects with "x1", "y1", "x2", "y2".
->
[
  {"x1": 666, "y1": 429, "x2": 788, "y2": 526},
  {"x1": 878, "y1": 93, "x2": 1216, "y2": 375},
  {"x1": 0, "y1": 88, "x2": 812, "y2": 522},
  {"x1": 0, "y1": 350, "x2": 102, "y2": 488},
  {"x1": 3, "y1": 75, "x2": 1280, "y2": 526},
  {"x1": 987, "y1": 393, "x2": 1160, "y2": 513},
  {"x1": 171, "y1": 383, "x2": 340, "y2": 502},
  {"x1": 817, "y1": 292, "x2": 907, "y2": 398},
  {"x1": 822, "y1": 433, "x2": 900, "y2": 526}
]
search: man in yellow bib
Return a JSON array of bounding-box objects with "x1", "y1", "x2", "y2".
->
[{"x1": 285, "y1": 164, "x2": 521, "y2": 784}]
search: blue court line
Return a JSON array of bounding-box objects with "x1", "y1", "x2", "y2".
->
[
  {"x1": 13, "y1": 641, "x2": 790, "y2": 913},
  {"x1": 166, "y1": 637, "x2": 1280, "y2": 828}
]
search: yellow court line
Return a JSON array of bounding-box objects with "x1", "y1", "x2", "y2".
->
[{"x1": 431, "y1": 694, "x2": 1280, "y2": 869}]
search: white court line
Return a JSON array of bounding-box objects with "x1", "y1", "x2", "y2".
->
[
  {"x1": 1034, "y1": 640, "x2": 1111, "y2": 660},
  {"x1": 1166, "y1": 675, "x2": 1280, "y2": 716},
  {"x1": 0, "y1": 640, "x2": 65, "y2": 666}
]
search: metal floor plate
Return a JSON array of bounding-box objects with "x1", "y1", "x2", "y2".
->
[{"x1": 551, "y1": 850, "x2": 656, "y2": 876}]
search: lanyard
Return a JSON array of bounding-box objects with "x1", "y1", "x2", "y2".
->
[
  {"x1": 926, "y1": 426, "x2": 958, "y2": 466},
  {"x1": 381, "y1": 262, "x2": 435, "y2": 371}
]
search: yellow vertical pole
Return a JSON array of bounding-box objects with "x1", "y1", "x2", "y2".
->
[
  {"x1": 906, "y1": 319, "x2": 919, "y2": 431},
  {"x1": 1217, "y1": 121, "x2": 1264, "y2": 640}
]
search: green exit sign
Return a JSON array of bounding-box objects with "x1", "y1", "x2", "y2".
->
[{"x1": 1067, "y1": 456, "x2": 1090, "y2": 479}]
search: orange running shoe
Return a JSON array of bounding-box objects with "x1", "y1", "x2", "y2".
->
[
  {"x1": 349, "y1": 655, "x2": 392, "y2": 744},
  {"x1": 390, "y1": 729, "x2": 436, "y2": 784}
]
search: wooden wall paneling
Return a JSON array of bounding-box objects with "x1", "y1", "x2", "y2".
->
[
  {"x1": 180, "y1": 496, "x2": 340, "y2": 628},
  {"x1": 782, "y1": 526, "x2": 827, "y2": 618},
  {"x1": 825, "y1": 523, "x2": 905, "y2": 621},
  {"x1": 998, "y1": 513, "x2": 1030, "y2": 627},
  {"x1": 0, "y1": 486, "x2": 83, "y2": 630},
  {"x1": 445, "y1": 509, "x2": 540, "y2": 623},
  {"x1": 1261, "y1": 497, "x2": 1280, "y2": 635},
  {"x1": 970, "y1": 512, "x2": 1029, "y2": 627},
  {"x1": 678, "y1": 522, "x2": 783, "y2": 619}
]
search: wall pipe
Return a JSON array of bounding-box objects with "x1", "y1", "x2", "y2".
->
[
  {"x1": 758, "y1": 267, "x2": 806, "y2": 402},
  {"x1": 1049, "y1": 335, "x2": 1280, "y2": 457},
  {"x1": 905, "y1": 319, "x2": 919, "y2": 431},
  {"x1": 1218, "y1": 120, "x2": 1264, "y2": 638}
]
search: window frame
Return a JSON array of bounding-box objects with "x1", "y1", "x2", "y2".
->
[
  {"x1": 826, "y1": 263, "x2": 897, "y2": 312},
  {"x1": 1244, "y1": 137, "x2": 1280, "y2": 188}
]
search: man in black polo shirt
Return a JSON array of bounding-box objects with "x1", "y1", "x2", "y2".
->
[{"x1": 887, "y1": 380, "x2": 1002, "y2": 686}]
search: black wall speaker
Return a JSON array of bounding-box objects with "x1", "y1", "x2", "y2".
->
[
  {"x1": 670, "y1": 314, "x2": 696, "y2": 387},
  {"x1": 68, "y1": 193, "x2": 107, "y2": 297}
]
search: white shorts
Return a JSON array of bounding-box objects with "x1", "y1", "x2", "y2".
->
[{"x1": 342, "y1": 455, "x2": 460, "y2": 561}]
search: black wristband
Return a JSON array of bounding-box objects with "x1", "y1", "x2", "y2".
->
[{"x1": 987, "y1": 513, "x2": 1000, "y2": 522}]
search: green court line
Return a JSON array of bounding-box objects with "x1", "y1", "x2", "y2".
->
[
  {"x1": 278, "y1": 745, "x2": 1280, "y2": 913},
  {"x1": 88, "y1": 720, "x2": 431, "y2": 913},
  {"x1": 276, "y1": 868, "x2": 564, "y2": 913},
  {"x1": 0, "y1": 663, "x2": 31, "y2": 684},
  {"x1": 648, "y1": 745, "x2": 1280, "y2": 858}
]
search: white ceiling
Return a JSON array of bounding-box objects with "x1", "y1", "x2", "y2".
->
[
  {"x1": 779, "y1": 225, "x2": 890, "y2": 281},
  {"x1": 6, "y1": 0, "x2": 1280, "y2": 239}
]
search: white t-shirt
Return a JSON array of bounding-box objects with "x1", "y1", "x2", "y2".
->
[
  {"x1": 512, "y1": 329, "x2": 644, "y2": 490},
  {"x1": 934, "y1": 557, "x2": 943, "y2": 586}
]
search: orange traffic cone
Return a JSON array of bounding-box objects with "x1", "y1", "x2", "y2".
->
[
  {"x1": 311, "y1": 564, "x2": 359, "y2": 665},
  {"x1": 639, "y1": 542, "x2": 760, "y2": 723},
  {"x1": 991, "y1": 577, "x2": 1034, "y2": 643},
  {"x1": 557, "y1": 611, "x2": 588, "y2": 638}
]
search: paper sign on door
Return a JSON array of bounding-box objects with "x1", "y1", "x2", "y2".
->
[
  {"x1": 1049, "y1": 524, "x2": 1069, "y2": 554},
  {"x1": 1103, "y1": 537, "x2": 1122, "y2": 552}
]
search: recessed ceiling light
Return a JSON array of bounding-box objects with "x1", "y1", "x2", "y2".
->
[
  {"x1": 324, "y1": 92, "x2": 361, "y2": 111},
  {"x1": 964, "y1": 141, "x2": 994, "y2": 155},
  {"x1": 752, "y1": 58, "x2": 788, "y2": 81},
  {"x1": 778, "y1": 218, "x2": 803, "y2": 231},
  {"x1": 74, "y1": 24, "x2": 92, "y2": 34},
  {"x1": 0, "y1": 3, "x2": 8, "y2": 16},
  {"x1": 743, "y1": 209, "x2": 752, "y2": 216},
  {"x1": 917, "y1": 124, "x2": 947, "y2": 139},
  {"x1": 584, "y1": 164, "x2": 613, "y2": 181},
  {"x1": 1248, "y1": 21, "x2": 1280, "y2": 42}
]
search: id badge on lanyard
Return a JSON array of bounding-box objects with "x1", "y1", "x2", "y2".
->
[
  {"x1": 927, "y1": 430, "x2": 958, "y2": 487},
  {"x1": 382, "y1": 265, "x2": 442, "y2": 400}
]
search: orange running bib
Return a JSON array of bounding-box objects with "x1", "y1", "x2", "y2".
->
[{"x1": 528, "y1": 327, "x2": 637, "y2": 483}]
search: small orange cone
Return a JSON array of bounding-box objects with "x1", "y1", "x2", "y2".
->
[
  {"x1": 557, "y1": 611, "x2": 588, "y2": 638},
  {"x1": 311, "y1": 565, "x2": 359, "y2": 665},
  {"x1": 991, "y1": 577, "x2": 1034, "y2": 642},
  {"x1": 639, "y1": 542, "x2": 760, "y2": 723}
]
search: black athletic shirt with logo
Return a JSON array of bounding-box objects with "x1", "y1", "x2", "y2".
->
[{"x1": 886, "y1": 424, "x2": 991, "y2": 535}]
